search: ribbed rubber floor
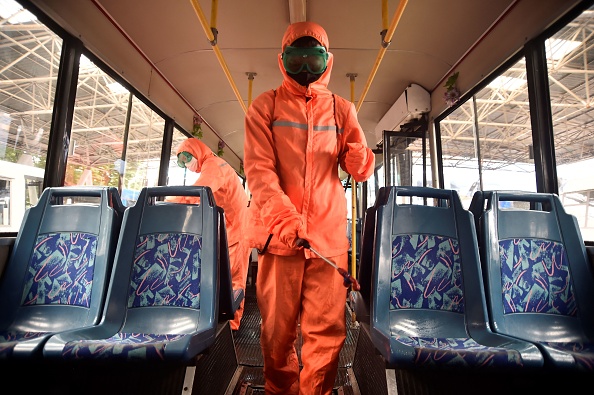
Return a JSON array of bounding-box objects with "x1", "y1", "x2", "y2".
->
[
  {"x1": 232, "y1": 286, "x2": 359, "y2": 394},
  {"x1": 192, "y1": 322, "x2": 238, "y2": 395}
]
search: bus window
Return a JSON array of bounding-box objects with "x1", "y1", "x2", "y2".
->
[
  {"x1": 166, "y1": 127, "x2": 199, "y2": 187},
  {"x1": 65, "y1": 55, "x2": 129, "y2": 192},
  {"x1": 0, "y1": 3, "x2": 58, "y2": 231},
  {"x1": 67, "y1": 57, "x2": 168, "y2": 206},
  {"x1": 439, "y1": 56, "x2": 538, "y2": 210},
  {"x1": 0, "y1": 179, "x2": 9, "y2": 226},
  {"x1": 548, "y1": 7, "x2": 594, "y2": 241}
]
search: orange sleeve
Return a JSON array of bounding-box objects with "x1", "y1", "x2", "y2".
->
[
  {"x1": 338, "y1": 100, "x2": 375, "y2": 182},
  {"x1": 244, "y1": 91, "x2": 303, "y2": 235},
  {"x1": 192, "y1": 158, "x2": 225, "y2": 193}
]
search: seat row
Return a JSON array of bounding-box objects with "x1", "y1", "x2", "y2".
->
[
  {"x1": 351, "y1": 186, "x2": 594, "y2": 388},
  {"x1": 0, "y1": 185, "x2": 242, "y2": 363}
]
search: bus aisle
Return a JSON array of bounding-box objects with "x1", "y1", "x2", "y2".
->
[{"x1": 229, "y1": 284, "x2": 360, "y2": 394}]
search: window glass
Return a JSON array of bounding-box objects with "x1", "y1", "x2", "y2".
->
[
  {"x1": 439, "y1": 100, "x2": 480, "y2": 208},
  {"x1": 66, "y1": 55, "x2": 129, "y2": 193},
  {"x1": 0, "y1": 1, "x2": 58, "y2": 231},
  {"x1": 67, "y1": 57, "x2": 167, "y2": 207},
  {"x1": 167, "y1": 127, "x2": 198, "y2": 186},
  {"x1": 475, "y1": 58, "x2": 536, "y2": 195},
  {"x1": 0, "y1": 179, "x2": 10, "y2": 226},
  {"x1": 549, "y1": 5, "x2": 594, "y2": 241},
  {"x1": 440, "y1": 57, "x2": 537, "y2": 209},
  {"x1": 120, "y1": 97, "x2": 166, "y2": 205}
]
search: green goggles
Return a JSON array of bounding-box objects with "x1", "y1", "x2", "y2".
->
[
  {"x1": 282, "y1": 46, "x2": 328, "y2": 75},
  {"x1": 177, "y1": 151, "x2": 193, "y2": 168}
]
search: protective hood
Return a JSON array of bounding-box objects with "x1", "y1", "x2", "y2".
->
[
  {"x1": 278, "y1": 21, "x2": 333, "y2": 92},
  {"x1": 175, "y1": 138, "x2": 215, "y2": 173}
]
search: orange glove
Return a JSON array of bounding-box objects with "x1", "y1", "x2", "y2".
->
[
  {"x1": 275, "y1": 217, "x2": 303, "y2": 249},
  {"x1": 345, "y1": 142, "x2": 369, "y2": 173}
]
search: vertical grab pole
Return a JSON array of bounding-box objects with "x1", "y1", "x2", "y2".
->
[
  {"x1": 347, "y1": 73, "x2": 358, "y2": 284},
  {"x1": 351, "y1": 181, "x2": 357, "y2": 274},
  {"x1": 347, "y1": 73, "x2": 358, "y2": 323}
]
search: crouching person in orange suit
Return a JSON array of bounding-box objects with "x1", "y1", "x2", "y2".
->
[{"x1": 169, "y1": 137, "x2": 250, "y2": 330}]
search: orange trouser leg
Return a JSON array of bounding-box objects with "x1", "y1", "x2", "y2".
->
[
  {"x1": 257, "y1": 252, "x2": 304, "y2": 395},
  {"x1": 229, "y1": 241, "x2": 251, "y2": 330},
  {"x1": 257, "y1": 251, "x2": 348, "y2": 395},
  {"x1": 298, "y1": 252, "x2": 347, "y2": 395}
]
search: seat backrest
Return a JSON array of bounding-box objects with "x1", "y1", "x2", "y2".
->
[
  {"x1": 370, "y1": 186, "x2": 488, "y2": 344},
  {"x1": 473, "y1": 190, "x2": 594, "y2": 343},
  {"x1": 0, "y1": 187, "x2": 123, "y2": 343},
  {"x1": 216, "y1": 205, "x2": 242, "y2": 321},
  {"x1": 468, "y1": 190, "x2": 486, "y2": 246},
  {"x1": 0, "y1": 237, "x2": 16, "y2": 282},
  {"x1": 97, "y1": 186, "x2": 225, "y2": 340},
  {"x1": 351, "y1": 187, "x2": 391, "y2": 324}
]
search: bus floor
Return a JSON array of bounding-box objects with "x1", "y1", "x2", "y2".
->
[{"x1": 228, "y1": 284, "x2": 360, "y2": 395}]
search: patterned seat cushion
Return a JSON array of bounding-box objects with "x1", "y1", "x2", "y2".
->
[
  {"x1": 390, "y1": 234, "x2": 464, "y2": 312},
  {"x1": 0, "y1": 331, "x2": 49, "y2": 358},
  {"x1": 22, "y1": 232, "x2": 97, "y2": 308},
  {"x1": 62, "y1": 332, "x2": 187, "y2": 360},
  {"x1": 388, "y1": 234, "x2": 523, "y2": 368},
  {"x1": 499, "y1": 238, "x2": 576, "y2": 316},
  {"x1": 128, "y1": 233, "x2": 201, "y2": 309},
  {"x1": 394, "y1": 336, "x2": 523, "y2": 368}
]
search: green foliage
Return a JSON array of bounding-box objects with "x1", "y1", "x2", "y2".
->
[
  {"x1": 192, "y1": 122, "x2": 203, "y2": 139},
  {"x1": 217, "y1": 140, "x2": 224, "y2": 157},
  {"x1": 444, "y1": 71, "x2": 459, "y2": 90},
  {"x1": 2, "y1": 146, "x2": 20, "y2": 162},
  {"x1": 1, "y1": 146, "x2": 45, "y2": 169}
]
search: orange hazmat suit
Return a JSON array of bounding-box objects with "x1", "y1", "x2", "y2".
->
[
  {"x1": 170, "y1": 138, "x2": 250, "y2": 330},
  {"x1": 244, "y1": 22, "x2": 374, "y2": 395}
]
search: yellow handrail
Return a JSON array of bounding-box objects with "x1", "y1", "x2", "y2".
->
[
  {"x1": 356, "y1": 0, "x2": 408, "y2": 112},
  {"x1": 189, "y1": 0, "x2": 248, "y2": 114},
  {"x1": 246, "y1": 72, "x2": 256, "y2": 107},
  {"x1": 210, "y1": 0, "x2": 218, "y2": 29}
]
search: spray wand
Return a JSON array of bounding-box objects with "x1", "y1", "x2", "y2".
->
[{"x1": 297, "y1": 239, "x2": 360, "y2": 291}]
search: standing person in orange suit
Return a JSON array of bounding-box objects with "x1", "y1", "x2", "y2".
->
[
  {"x1": 171, "y1": 138, "x2": 250, "y2": 331},
  {"x1": 243, "y1": 22, "x2": 375, "y2": 395}
]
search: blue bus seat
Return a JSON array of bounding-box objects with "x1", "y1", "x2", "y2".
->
[
  {"x1": 0, "y1": 187, "x2": 124, "y2": 359},
  {"x1": 470, "y1": 190, "x2": 594, "y2": 371},
  {"x1": 0, "y1": 236, "x2": 16, "y2": 280},
  {"x1": 43, "y1": 185, "x2": 240, "y2": 363},
  {"x1": 350, "y1": 187, "x2": 391, "y2": 325},
  {"x1": 216, "y1": 206, "x2": 244, "y2": 318},
  {"x1": 368, "y1": 186, "x2": 543, "y2": 370}
]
